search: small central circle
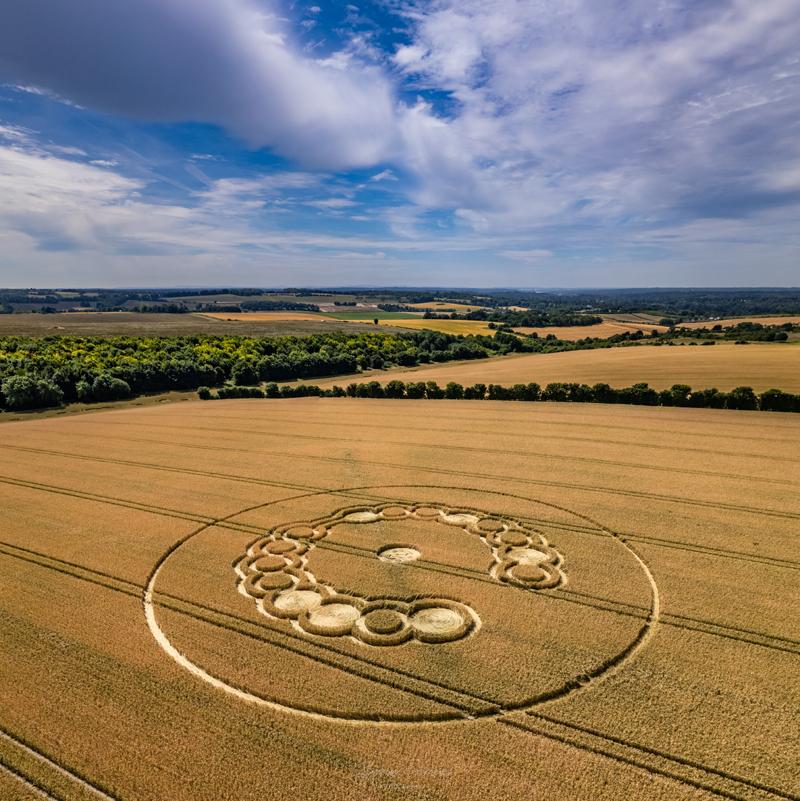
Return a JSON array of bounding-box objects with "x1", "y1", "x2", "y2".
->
[{"x1": 377, "y1": 545, "x2": 421, "y2": 564}]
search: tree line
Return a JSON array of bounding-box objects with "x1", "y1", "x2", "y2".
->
[
  {"x1": 199, "y1": 380, "x2": 800, "y2": 413},
  {"x1": 2, "y1": 326, "x2": 796, "y2": 412},
  {"x1": 0, "y1": 330, "x2": 511, "y2": 411},
  {"x1": 424, "y1": 309, "x2": 603, "y2": 326}
]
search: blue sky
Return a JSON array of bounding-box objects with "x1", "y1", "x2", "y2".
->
[{"x1": 0, "y1": 0, "x2": 799, "y2": 287}]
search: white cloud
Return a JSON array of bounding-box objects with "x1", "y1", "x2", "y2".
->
[
  {"x1": 392, "y1": 0, "x2": 800, "y2": 235},
  {"x1": 50, "y1": 145, "x2": 88, "y2": 157},
  {"x1": 0, "y1": 124, "x2": 35, "y2": 143},
  {"x1": 370, "y1": 169, "x2": 398, "y2": 182},
  {"x1": 0, "y1": 0, "x2": 401, "y2": 170},
  {"x1": 501, "y1": 249, "x2": 553, "y2": 262},
  {"x1": 306, "y1": 198, "x2": 358, "y2": 209}
]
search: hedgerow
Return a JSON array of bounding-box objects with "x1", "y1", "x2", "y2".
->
[{"x1": 200, "y1": 380, "x2": 800, "y2": 414}]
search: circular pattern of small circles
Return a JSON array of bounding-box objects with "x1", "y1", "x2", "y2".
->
[{"x1": 234, "y1": 502, "x2": 565, "y2": 647}]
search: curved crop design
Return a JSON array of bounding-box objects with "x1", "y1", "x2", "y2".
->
[{"x1": 234, "y1": 502, "x2": 566, "y2": 646}]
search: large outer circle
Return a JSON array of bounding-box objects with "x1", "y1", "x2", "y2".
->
[{"x1": 144, "y1": 484, "x2": 659, "y2": 725}]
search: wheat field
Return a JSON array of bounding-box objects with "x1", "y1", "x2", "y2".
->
[
  {"x1": 198, "y1": 311, "x2": 329, "y2": 322},
  {"x1": 679, "y1": 315, "x2": 800, "y2": 328},
  {"x1": 375, "y1": 318, "x2": 495, "y2": 335},
  {"x1": 513, "y1": 321, "x2": 666, "y2": 339},
  {"x1": 406, "y1": 302, "x2": 488, "y2": 312},
  {"x1": 319, "y1": 342, "x2": 800, "y2": 393},
  {"x1": 0, "y1": 398, "x2": 798, "y2": 800}
]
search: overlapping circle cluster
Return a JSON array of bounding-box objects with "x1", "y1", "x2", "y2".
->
[{"x1": 234, "y1": 502, "x2": 565, "y2": 646}]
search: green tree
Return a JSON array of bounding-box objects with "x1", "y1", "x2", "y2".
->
[
  {"x1": 1, "y1": 376, "x2": 63, "y2": 410},
  {"x1": 444, "y1": 381, "x2": 464, "y2": 399},
  {"x1": 726, "y1": 386, "x2": 758, "y2": 410},
  {"x1": 425, "y1": 381, "x2": 445, "y2": 399},
  {"x1": 405, "y1": 381, "x2": 427, "y2": 399},
  {"x1": 464, "y1": 383, "x2": 487, "y2": 400},
  {"x1": 231, "y1": 361, "x2": 259, "y2": 386},
  {"x1": 91, "y1": 374, "x2": 132, "y2": 402},
  {"x1": 384, "y1": 380, "x2": 406, "y2": 398}
]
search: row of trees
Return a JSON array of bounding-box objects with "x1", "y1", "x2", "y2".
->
[
  {"x1": 424, "y1": 309, "x2": 603, "y2": 327},
  {"x1": 670, "y1": 321, "x2": 795, "y2": 342},
  {"x1": 3, "y1": 325, "x2": 794, "y2": 412},
  {"x1": 340, "y1": 381, "x2": 798, "y2": 410},
  {"x1": 199, "y1": 380, "x2": 800, "y2": 413}
]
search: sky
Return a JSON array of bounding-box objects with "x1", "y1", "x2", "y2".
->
[{"x1": 0, "y1": 0, "x2": 799, "y2": 288}]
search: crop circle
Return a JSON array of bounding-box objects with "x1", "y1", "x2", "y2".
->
[
  {"x1": 410, "y1": 603, "x2": 470, "y2": 643},
  {"x1": 377, "y1": 544, "x2": 421, "y2": 563},
  {"x1": 146, "y1": 485, "x2": 659, "y2": 724},
  {"x1": 363, "y1": 609, "x2": 406, "y2": 634}
]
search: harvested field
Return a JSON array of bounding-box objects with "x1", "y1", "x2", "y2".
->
[
  {"x1": 323, "y1": 310, "x2": 423, "y2": 320},
  {"x1": 514, "y1": 321, "x2": 666, "y2": 339},
  {"x1": 602, "y1": 312, "x2": 666, "y2": 324},
  {"x1": 198, "y1": 311, "x2": 328, "y2": 322},
  {"x1": 679, "y1": 315, "x2": 800, "y2": 328},
  {"x1": 0, "y1": 397, "x2": 798, "y2": 800},
  {"x1": 376, "y1": 317, "x2": 495, "y2": 335},
  {"x1": 320, "y1": 341, "x2": 800, "y2": 392},
  {"x1": 406, "y1": 302, "x2": 487, "y2": 312},
  {"x1": 0, "y1": 311, "x2": 393, "y2": 337}
]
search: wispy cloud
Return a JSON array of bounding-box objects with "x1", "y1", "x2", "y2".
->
[{"x1": 306, "y1": 198, "x2": 358, "y2": 209}]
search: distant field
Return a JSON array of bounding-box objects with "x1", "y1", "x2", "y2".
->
[
  {"x1": 377, "y1": 318, "x2": 495, "y2": 335},
  {"x1": 170, "y1": 292, "x2": 360, "y2": 305},
  {"x1": 317, "y1": 342, "x2": 800, "y2": 392},
  {"x1": 0, "y1": 398, "x2": 797, "y2": 800},
  {"x1": 602, "y1": 312, "x2": 665, "y2": 324},
  {"x1": 406, "y1": 301, "x2": 486, "y2": 312},
  {"x1": 323, "y1": 310, "x2": 423, "y2": 320},
  {"x1": 200, "y1": 311, "x2": 327, "y2": 322},
  {"x1": 514, "y1": 320, "x2": 666, "y2": 340},
  {"x1": 0, "y1": 311, "x2": 392, "y2": 337},
  {"x1": 680, "y1": 315, "x2": 800, "y2": 328}
]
